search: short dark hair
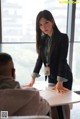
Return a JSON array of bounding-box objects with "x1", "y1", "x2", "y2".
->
[
  {"x1": 0, "y1": 53, "x2": 12, "y2": 65},
  {"x1": 0, "y1": 53, "x2": 14, "y2": 76}
]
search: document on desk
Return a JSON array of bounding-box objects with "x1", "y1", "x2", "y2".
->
[{"x1": 40, "y1": 89, "x2": 80, "y2": 106}]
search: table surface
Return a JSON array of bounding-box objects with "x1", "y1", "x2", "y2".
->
[
  {"x1": 22, "y1": 82, "x2": 80, "y2": 107},
  {"x1": 40, "y1": 87, "x2": 80, "y2": 106}
]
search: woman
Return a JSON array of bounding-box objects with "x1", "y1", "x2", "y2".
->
[
  {"x1": 29, "y1": 10, "x2": 73, "y2": 93},
  {"x1": 29, "y1": 9, "x2": 73, "y2": 119}
]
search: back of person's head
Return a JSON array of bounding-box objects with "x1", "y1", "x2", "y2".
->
[{"x1": 0, "y1": 52, "x2": 15, "y2": 79}]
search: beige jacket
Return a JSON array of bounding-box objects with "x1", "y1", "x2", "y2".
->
[{"x1": 0, "y1": 87, "x2": 50, "y2": 116}]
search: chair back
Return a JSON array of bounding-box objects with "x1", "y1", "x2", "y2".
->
[{"x1": 6, "y1": 116, "x2": 52, "y2": 119}]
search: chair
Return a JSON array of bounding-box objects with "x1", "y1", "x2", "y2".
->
[{"x1": 6, "y1": 116, "x2": 52, "y2": 119}]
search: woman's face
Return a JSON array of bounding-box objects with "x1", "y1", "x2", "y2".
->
[{"x1": 39, "y1": 18, "x2": 54, "y2": 36}]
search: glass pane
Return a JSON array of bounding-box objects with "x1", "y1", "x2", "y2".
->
[
  {"x1": 74, "y1": 3, "x2": 80, "y2": 41},
  {"x1": 72, "y1": 43, "x2": 80, "y2": 90},
  {"x1": 2, "y1": 43, "x2": 45, "y2": 85},
  {"x1": 1, "y1": 0, "x2": 67, "y2": 42},
  {"x1": 72, "y1": 3, "x2": 80, "y2": 90},
  {"x1": 2, "y1": 43, "x2": 39, "y2": 85}
]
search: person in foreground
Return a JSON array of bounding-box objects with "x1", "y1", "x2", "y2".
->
[
  {"x1": 0, "y1": 52, "x2": 50, "y2": 116},
  {"x1": 28, "y1": 10, "x2": 73, "y2": 119}
]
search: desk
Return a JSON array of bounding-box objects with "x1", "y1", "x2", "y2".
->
[
  {"x1": 40, "y1": 88, "x2": 80, "y2": 119},
  {"x1": 22, "y1": 83, "x2": 80, "y2": 119},
  {"x1": 40, "y1": 88, "x2": 80, "y2": 107},
  {"x1": 23, "y1": 82, "x2": 80, "y2": 106}
]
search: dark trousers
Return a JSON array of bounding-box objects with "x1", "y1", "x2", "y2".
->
[{"x1": 51, "y1": 105, "x2": 70, "y2": 119}]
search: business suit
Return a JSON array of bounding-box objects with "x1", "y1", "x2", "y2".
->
[{"x1": 33, "y1": 29, "x2": 73, "y2": 90}]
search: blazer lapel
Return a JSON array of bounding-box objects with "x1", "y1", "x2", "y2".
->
[{"x1": 49, "y1": 35, "x2": 57, "y2": 60}]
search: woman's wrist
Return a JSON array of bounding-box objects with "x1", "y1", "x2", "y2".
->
[
  {"x1": 57, "y1": 76, "x2": 68, "y2": 82},
  {"x1": 57, "y1": 81, "x2": 63, "y2": 84},
  {"x1": 56, "y1": 81, "x2": 63, "y2": 89},
  {"x1": 32, "y1": 72, "x2": 40, "y2": 78}
]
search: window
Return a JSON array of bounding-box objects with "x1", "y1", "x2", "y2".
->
[
  {"x1": 1, "y1": 0, "x2": 67, "y2": 85},
  {"x1": 72, "y1": 3, "x2": 80, "y2": 90}
]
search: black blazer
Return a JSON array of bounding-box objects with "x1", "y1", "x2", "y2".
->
[{"x1": 33, "y1": 30, "x2": 73, "y2": 87}]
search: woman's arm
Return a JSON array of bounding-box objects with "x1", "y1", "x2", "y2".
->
[{"x1": 28, "y1": 54, "x2": 42, "y2": 86}]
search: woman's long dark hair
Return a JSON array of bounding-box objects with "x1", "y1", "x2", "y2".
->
[{"x1": 36, "y1": 10, "x2": 59, "y2": 53}]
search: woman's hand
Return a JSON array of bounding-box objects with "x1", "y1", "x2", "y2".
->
[
  {"x1": 28, "y1": 77, "x2": 35, "y2": 87},
  {"x1": 21, "y1": 78, "x2": 35, "y2": 88},
  {"x1": 51, "y1": 82, "x2": 69, "y2": 93}
]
